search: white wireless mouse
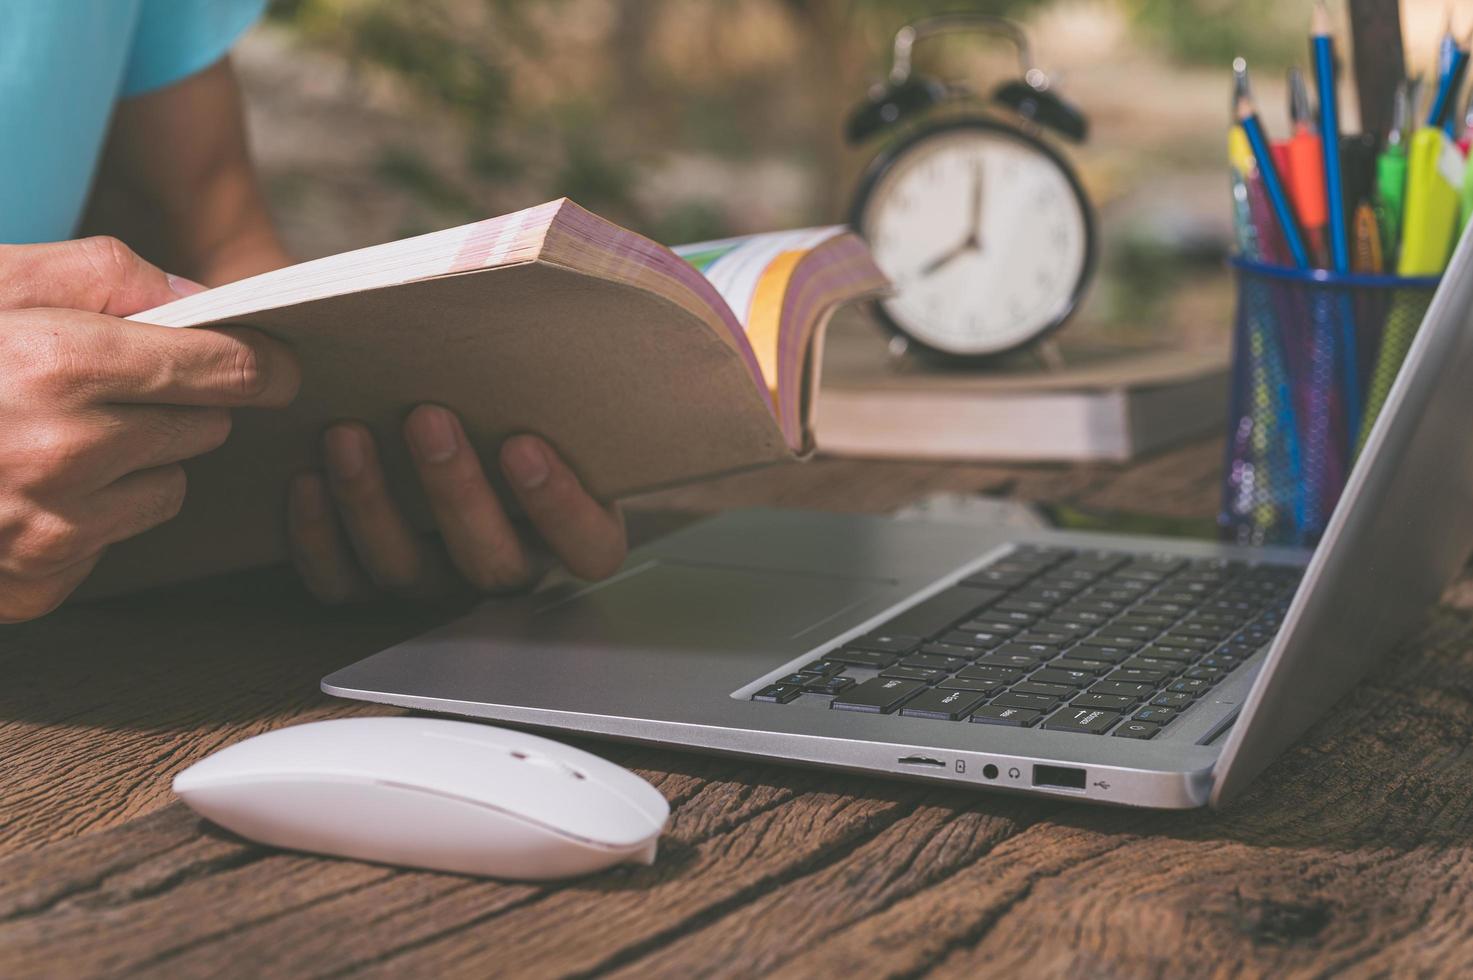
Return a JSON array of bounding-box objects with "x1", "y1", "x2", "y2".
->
[{"x1": 172, "y1": 717, "x2": 670, "y2": 880}]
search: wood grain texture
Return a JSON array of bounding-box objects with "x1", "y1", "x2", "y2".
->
[{"x1": 8, "y1": 441, "x2": 1473, "y2": 978}]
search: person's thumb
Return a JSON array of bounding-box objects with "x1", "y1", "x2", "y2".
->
[{"x1": 0, "y1": 236, "x2": 206, "y2": 317}]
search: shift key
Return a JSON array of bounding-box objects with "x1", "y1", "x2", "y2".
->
[{"x1": 831, "y1": 677, "x2": 925, "y2": 714}]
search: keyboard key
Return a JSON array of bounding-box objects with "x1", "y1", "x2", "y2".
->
[
  {"x1": 1168, "y1": 678, "x2": 1214, "y2": 696},
  {"x1": 971, "y1": 705, "x2": 1043, "y2": 727},
  {"x1": 799, "y1": 660, "x2": 845, "y2": 675},
  {"x1": 777, "y1": 673, "x2": 814, "y2": 686},
  {"x1": 1132, "y1": 646, "x2": 1196, "y2": 663},
  {"x1": 991, "y1": 610, "x2": 1038, "y2": 625},
  {"x1": 1184, "y1": 666, "x2": 1226, "y2": 682},
  {"x1": 753, "y1": 683, "x2": 804, "y2": 703},
  {"x1": 996, "y1": 598, "x2": 1057, "y2": 614},
  {"x1": 1151, "y1": 692, "x2": 1194, "y2": 709},
  {"x1": 1013, "y1": 631, "x2": 1076, "y2": 646},
  {"x1": 1109, "y1": 667, "x2": 1169, "y2": 685},
  {"x1": 1075, "y1": 638, "x2": 1142, "y2": 655},
  {"x1": 1030, "y1": 668, "x2": 1095, "y2": 687},
  {"x1": 849, "y1": 632, "x2": 923, "y2": 654},
  {"x1": 951, "y1": 586, "x2": 1007, "y2": 605},
  {"x1": 1089, "y1": 681, "x2": 1153, "y2": 699},
  {"x1": 880, "y1": 665, "x2": 946, "y2": 683},
  {"x1": 1014, "y1": 681, "x2": 1075, "y2": 699},
  {"x1": 1071, "y1": 693, "x2": 1136, "y2": 711},
  {"x1": 1133, "y1": 706, "x2": 1177, "y2": 724},
  {"x1": 900, "y1": 687, "x2": 988, "y2": 721},
  {"x1": 992, "y1": 692, "x2": 1061, "y2": 711},
  {"x1": 1051, "y1": 658, "x2": 1113, "y2": 674},
  {"x1": 943, "y1": 629, "x2": 1013, "y2": 648},
  {"x1": 958, "y1": 664, "x2": 1024, "y2": 684},
  {"x1": 921, "y1": 641, "x2": 990, "y2": 658},
  {"x1": 963, "y1": 570, "x2": 1032, "y2": 589},
  {"x1": 901, "y1": 653, "x2": 967, "y2": 671},
  {"x1": 1093, "y1": 625, "x2": 1160, "y2": 642},
  {"x1": 995, "y1": 642, "x2": 1061, "y2": 658},
  {"x1": 976, "y1": 652, "x2": 1045, "y2": 669},
  {"x1": 831, "y1": 677, "x2": 924, "y2": 714},
  {"x1": 1113, "y1": 721, "x2": 1162, "y2": 739},
  {"x1": 807, "y1": 672, "x2": 854, "y2": 695},
  {"x1": 1043, "y1": 706, "x2": 1121, "y2": 734},
  {"x1": 804, "y1": 675, "x2": 856, "y2": 696},
  {"x1": 1122, "y1": 656, "x2": 1189, "y2": 674},
  {"x1": 938, "y1": 677, "x2": 1004, "y2": 695},
  {"x1": 880, "y1": 587, "x2": 997, "y2": 638},
  {"x1": 1157, "y1": 634, "x2": 1216, "y2": 651},
  {"x1": 830, "y1": 649, "x2": 899, "y2": 669}
]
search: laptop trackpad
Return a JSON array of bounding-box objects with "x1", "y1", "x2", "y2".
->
[{"x1": 527, "y1": 560, "x2": 891, "y2": 651}]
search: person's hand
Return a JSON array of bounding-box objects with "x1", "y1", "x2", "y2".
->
[
  {"x1": 286, "y1": 409, "x2": 627, "y2": 603},
  {"x1": 0, "y1": 237, "x2": 301, "y2": 623}
]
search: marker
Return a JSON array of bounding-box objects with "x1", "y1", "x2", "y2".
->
[
  {"x1": 1312, "y1": 2, "x2": 1350, "y2": 274},
  {"x1": 1235, "y1": 59, "x2": 1311, "y2": 269},
  {"x1": 1376, "y1": 79, "x2": 1410, "y2": 256},
  {"x1": 1286, "y1": 66, "x2": 1330, "y2": 266},
  {"x1": 1461, "y1": 129, "x2": 1473, "y2": 234}
]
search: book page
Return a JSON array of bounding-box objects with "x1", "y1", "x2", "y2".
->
[{"x1": 674, "y1": 228, "x2": 846, "y2": 393}]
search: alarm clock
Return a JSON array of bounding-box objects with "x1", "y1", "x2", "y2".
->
[{"x1": 847, "y1": 14, "x2": 1097, "y2": 363}]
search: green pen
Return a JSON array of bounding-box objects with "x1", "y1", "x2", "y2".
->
[{"x1": 1376, "y1": 79, "x2": 1410, "y2": 256}]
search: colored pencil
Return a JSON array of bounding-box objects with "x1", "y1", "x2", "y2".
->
[{"x1": 1235, "y1": 60, "x2": 1312, "y2": 269}]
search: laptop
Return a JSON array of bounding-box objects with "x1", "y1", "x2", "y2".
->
[{"x1": 323, "y1": 222, "x2": 1473, "y2": 809}]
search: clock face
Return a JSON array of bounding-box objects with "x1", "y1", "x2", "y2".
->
[{"x1": 856, "y1": 122, "x2": 1093, "y2": 357}]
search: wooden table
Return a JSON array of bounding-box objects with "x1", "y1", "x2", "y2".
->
[{"x1": 6, "y1": 439, "x2": 1473, "y2": 978}]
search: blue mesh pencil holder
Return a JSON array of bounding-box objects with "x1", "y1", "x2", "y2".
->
[{"x1": 1220, "y1": 259, "x2": 1440, "y2": 548}]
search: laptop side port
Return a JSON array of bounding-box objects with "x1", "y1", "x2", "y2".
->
[
  {"x1": 896, "y1": 755, "x2": 946, "y2": 768},
  {"x1": 1032, "y1": 764, "x2": 1087, "y2": 789}
]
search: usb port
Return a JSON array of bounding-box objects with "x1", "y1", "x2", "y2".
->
[{"x1": 1032, "y1": 765, "x2": 1087, "y2": 790}]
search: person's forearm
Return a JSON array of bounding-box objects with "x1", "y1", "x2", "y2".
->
[{"x1": 82, "y1": 59, "x2": 294, "y2": 288}]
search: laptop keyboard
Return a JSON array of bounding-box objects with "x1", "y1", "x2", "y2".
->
[{"x1": 749, "y1": 546, "x2": 1301, "y2": 740}]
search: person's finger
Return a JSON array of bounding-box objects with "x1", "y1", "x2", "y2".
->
[
  {"x1": 322, "y1": 423, "x2": 439, "y2": 596},
  {"x1": 0, "y1": 237, "x2": 203, "y2": 317},
  {"x1": 404, "y1": 405, "x2": 532, "y2": 593},
  {"x1": 286, "y1": 471, "x2": 369, "y2": 604},
  {"x1": 4, "y1": 465, "x2": 188, "y2": 582},
  {"x1": 102, "y1": 324, "x2": 301, "y2": 408},
  {"x1": 500, "y1": 436, "x2": 627, "y2": 582},
  {"x1": 92, "y1": 464, "x2": 190, "y2": 548},
  {"x1": 18, "y1": 314, "x2": 302, "y2": 409},
  {"x1": 82, "y1": 405, "x2": 232, "y2": 490},
  {"x1": 0, "y1": 555, "x2": 103, "y2": 624}
]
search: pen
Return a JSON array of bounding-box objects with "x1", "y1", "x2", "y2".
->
[
  {"x1": 1287, "y1": 67, "x2": 1330, "y2": 267},
  {"x1": 1428, "y1": 27, "x2": 1470, "y2": 131},
  {"x1": 1312, "y1": 2, "x2": 1351, "y2": 274},
  {"x1": 1235, "y1": 59, "x2": 1311, "y2": 269},
  {"x1": 1311, "y1": 3, "x2": 1361, "y2": 445}
]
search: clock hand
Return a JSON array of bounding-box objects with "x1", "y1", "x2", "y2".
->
[
  {"x1": 918, "y1": 239, "x2": 973, "y2": 278},
  {"x1": 969, "y1": 160, "x2": 986, "y2": 249}
]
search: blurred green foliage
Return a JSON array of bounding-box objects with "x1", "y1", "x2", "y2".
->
[{"x1": 263, "y1": 0, "x2": 1299, "y2": 245}]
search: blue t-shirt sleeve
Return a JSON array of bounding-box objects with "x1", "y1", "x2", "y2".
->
[{"x1": 120, "y1": 0, "x2": 267, "y2": 97}]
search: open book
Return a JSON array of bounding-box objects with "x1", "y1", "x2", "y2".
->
[{"x1": 87, "y1": 199, "x2": 887, "y2": 593}]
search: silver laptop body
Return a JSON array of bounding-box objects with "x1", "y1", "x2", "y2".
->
[{"x1": 324, "y1": 222, "x2": 1473, "y2": 809}]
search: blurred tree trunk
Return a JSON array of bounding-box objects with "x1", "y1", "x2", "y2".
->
[{"x1": 780, "y1": 0, "x2": 871, "y2": 221}]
